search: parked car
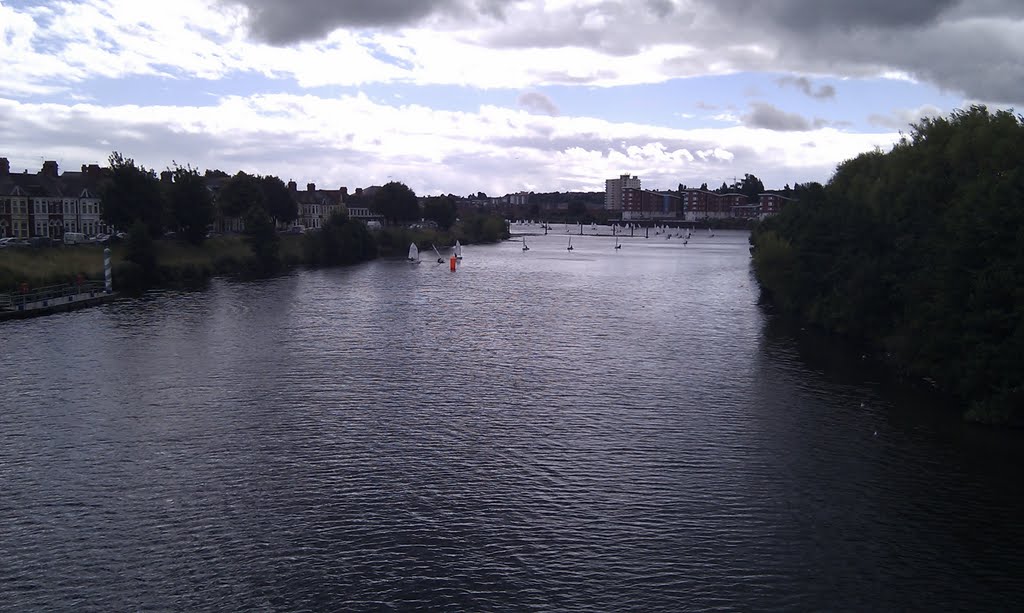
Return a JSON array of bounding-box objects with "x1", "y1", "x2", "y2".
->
[
  {"x1": 64, "y1": 232, "x2": 88, "y2": 245},
  {"x1": 0, "y1": 237, "x2": 16, "y2": 248}
]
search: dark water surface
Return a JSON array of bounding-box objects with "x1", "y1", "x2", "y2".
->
[{"x1": 2, "y1": 229, "x2": 1022, "y2": 611}]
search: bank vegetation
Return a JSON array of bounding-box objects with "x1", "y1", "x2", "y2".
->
[{"x1": 750, "y1": 106, "x2": 1024, "y2": 425}]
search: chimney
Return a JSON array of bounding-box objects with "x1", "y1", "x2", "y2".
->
[
  {"x1": 340, "y1": 187, "x2": 348, "y2": 198},
  {"x1": 160, "y1": 171, "x2": 173, "y2": 184},
  {"x1": 307, "y1": 182, "x2": 315, "y2": 192},
  {"x1": 0, "y1": 157, "x2": 9, "y2": 175},
  {"x1": 287, "y1": 180, "x2": 297, "y2": 192},
  {"x1": 41, "y1": 160, "x2": 59, "y2": 177},
  {"x1": 85, "y1": 164, "x2": 101, "y2": 178},
  {"x1": 355, "y1": 187, "x2": 363, "y2": 196}
]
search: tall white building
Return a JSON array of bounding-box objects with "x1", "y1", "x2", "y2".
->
[{"x1": 604, "y1": 174, "x2": 641, "y2": 210}]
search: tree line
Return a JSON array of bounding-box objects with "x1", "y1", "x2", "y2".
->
[
  {"x1": 750, "y1": 106, "x2": 1024, "y2": 425},
  {"x1": 94, "y1": 154, "x2": 508, "y2": 284}
]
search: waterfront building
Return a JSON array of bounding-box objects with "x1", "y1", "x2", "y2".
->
[
  {"x1": 605, "y1": 174, "x2": 641, "y2": 211},
  {"x1": 0, "y1": 158, "x2": 107, "y2": 239}
]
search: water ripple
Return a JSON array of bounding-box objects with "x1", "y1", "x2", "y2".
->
[{"x1": 1, "y1": 231, "x2": 1023, "y2": 611}]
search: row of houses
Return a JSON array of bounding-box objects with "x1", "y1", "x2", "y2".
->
[
  {"x1": 0, "y1": 159, "x2": 106, "y2": 239},
  {"x1": 0, "y1": 157, "x2": 384, "y2": 239},
  {"x1": 623, "y1": 188, "x2": 794, "y2": 221},
  {"x1": 607, "y1": 174, "x2": 795, "y2": 221}
]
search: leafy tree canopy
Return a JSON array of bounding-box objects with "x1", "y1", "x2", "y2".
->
[
  {"x1": 218, "y1": 171, "x2": 265, "y2": 218},
  {"x1": 166, "y1": 164, "x2": 214, "y2": 244},
  {"x1": 259, "y1": 175, "x2": 298, "y2": 223},
  {"x1": 422, "y1": 195, "x2": 458, "y2": 230},
  {"x1": 751, "y1": 105, "x2": 1024, "y2": 425},
  {"x1": 373, "y1": 181, "x2": 420, "y2": 225},
  {"x1": 100, "y1": 151, "x2": 164, "y2": 236}
]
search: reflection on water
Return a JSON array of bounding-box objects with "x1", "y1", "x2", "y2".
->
[{"x1": 1, "y1": 229, "x2": 1022, "y2": 611}]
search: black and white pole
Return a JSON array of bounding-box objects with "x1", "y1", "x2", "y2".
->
[{"x1": 104, "y1": 247, "x2": 112, "y2": 293}]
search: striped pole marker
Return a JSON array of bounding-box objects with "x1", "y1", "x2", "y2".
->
[{"x1": 104, "y1": 247, "x2": 112, "y2": 293}]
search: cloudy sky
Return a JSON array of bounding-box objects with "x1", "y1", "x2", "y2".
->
[{"x1": 1, "y1": 0, "x2": 1021, "y2": 196}]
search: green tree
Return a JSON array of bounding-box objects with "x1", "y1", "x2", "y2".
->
[
  {"x1": 302, "y1": 211, "x2": 378, "y2": 267},
  {"x1": 244, "y1": 205, "x2": 279, "y2": 275},
  {"x1": 260, "y1": 175, "x2": 298, "y2": 224},
  {"x1": 217, "y1": 172, "x2": 265, "y2": 218},
  {"x1": 100, "y1": 152, "x2": 164, "y2": 236},
  {"x1": 751, "y1": 105, "x2": 1024, "y2": 425},
  {"x1": 373, "y1": 181, "x2": 420, "y2": 225},
  {"x1": 124, "y1": 220, "x2": 157, "y2": 279},
  {"x1": 422, "y1": 195, "x2": 458, "y2": 230},
  {"x1": 166, "y1": 164, "x2": 214, "y2": 244},
  {"x1": 740, "y1": 173, "x2": 765, "y2": 202}
]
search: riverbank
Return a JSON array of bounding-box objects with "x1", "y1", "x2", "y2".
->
[
  {"x1": 0, "y1": 213, "x2": 511, "y2": 295},
  {"x1": 749, "y1": 107, "x2": 1024, "y2": 427}
]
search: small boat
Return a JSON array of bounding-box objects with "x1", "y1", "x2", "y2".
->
[
  {"x1": 614, "y1": 237, "x2": 621, "y2": 250},
  {"x1": 454, "y1": 240, "x2": 463, "y2": 260},
  {"x1": 707, "y1": 227, "x2": 714, "y2": 238},
  {"x1": 407, "y1": 242, "x2": 421, "y2": 264},
  {"x1": 567, "y1": 237, "x2": 574, "y2": 251},
  {"x1": 431, "y1": 243, "x2": 444, "y2": 263},
  {"x1": 522, "y1": 237, "x2": 529, "y2": 251}
]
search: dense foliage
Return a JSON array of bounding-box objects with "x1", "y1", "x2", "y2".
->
[
  {"x1": 217, "y1": 172, "x2": 265, "y2": 218},
  {"x1": 422, "y1": 195, "x2": 458, "y2": 230},
  {"x1": 165, "y1": 164, "x2": 214, "y2": 244},
  {"x1": 302, "y1": 212, "x2": 377, "y2": 267},
  {"x1": 100, "y1": 152, "x2": 164, "y2": 236},
  {"x1": 751, "y1": 106, "x2": 1024, "y2": 425},
  {"x1": 373, "y1": 181, "x2": 420, "y2": 225},
  {"x1": 259, "y1": 175, "x2": 299, "y2": 224},
  {"x1": 243, "y1": 206, "x2": 280, "y2": 275}
]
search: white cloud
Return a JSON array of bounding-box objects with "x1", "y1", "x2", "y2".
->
[
  {"x1": 2, "y1": 0, "x2": 1019, "y2": 103},
  {"x1": 0, "y1": 92, "x2": 898, "y2": 194}
]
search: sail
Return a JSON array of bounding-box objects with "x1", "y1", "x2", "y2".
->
[
  {"x1": 454, "y1": 241, "x2": 463, "y2": 257},
  {"x1": 408, "y1": 242, "x2": 419, "y2": 261}
]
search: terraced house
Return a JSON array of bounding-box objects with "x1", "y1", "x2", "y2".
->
[{"x1": 0, "y1": 158, "x2": 106, "y2": 239}]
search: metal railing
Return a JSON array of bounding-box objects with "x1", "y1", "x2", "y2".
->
[{"x1": 0, "y1": 280, "x2": 107, "y2": 311}]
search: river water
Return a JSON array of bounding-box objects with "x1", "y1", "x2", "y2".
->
[{"x1": 1, "y1": 227, "x2": 1022, "y2": 611}]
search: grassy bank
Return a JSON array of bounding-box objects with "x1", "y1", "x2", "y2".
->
[
  {"x1": 1, "y1": 212, "x2": 510, "y2": 294},
  {"x1": 0, "y1": 235, "x2": 306, "y2": 293}
]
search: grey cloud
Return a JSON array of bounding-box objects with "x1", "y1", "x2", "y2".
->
[
  {"x1": 646, "y1": 0, "x2": 677, "y2": 19},
  {"x1": 777, "y1": 76, "x2": 836, "y2": 99},
  {"x1": 743, "y1": 103, "x2": 812, "y2": 131},
  {"x1": 709, "y1": 0, "x2": 1024, "y2": 104},
  {"x1": 711, "y1": 0, "x2": 959, "y2": 32},
  {"x1": 485, "y1": 3, "x2": 694, "y2": 56},
  {"x1": 868, "y1": 104, "x2": 944, "y2": 130},
  {"x1": 223, "y1": 0, "x2": 514, "y2": 44},
  {"x1": 517, "y1": 92, "x2": 560, "y2": 116}
]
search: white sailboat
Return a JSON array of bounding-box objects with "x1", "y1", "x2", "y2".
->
[
  {"x1": 431, "y1": 243, "x2": 444, "y2": 263},
  {"x1": 454, "y1": 240, "x2": 463, "y2": 260},
  {"x1": 707, "y1": 227, "x2": 715, "y2": 238},
  {"x1": 407, "y1": 242, "x2": 421, "y2": 264},
  {"x1": 567, "y1": 236, "x2": 574, "y2": 251},
  {"x1": 615, "y1": 237, "x2": 621, "y2": 250},
  {"x1": 522, "y1": 237, "x2": 529, "y2": 251}
]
